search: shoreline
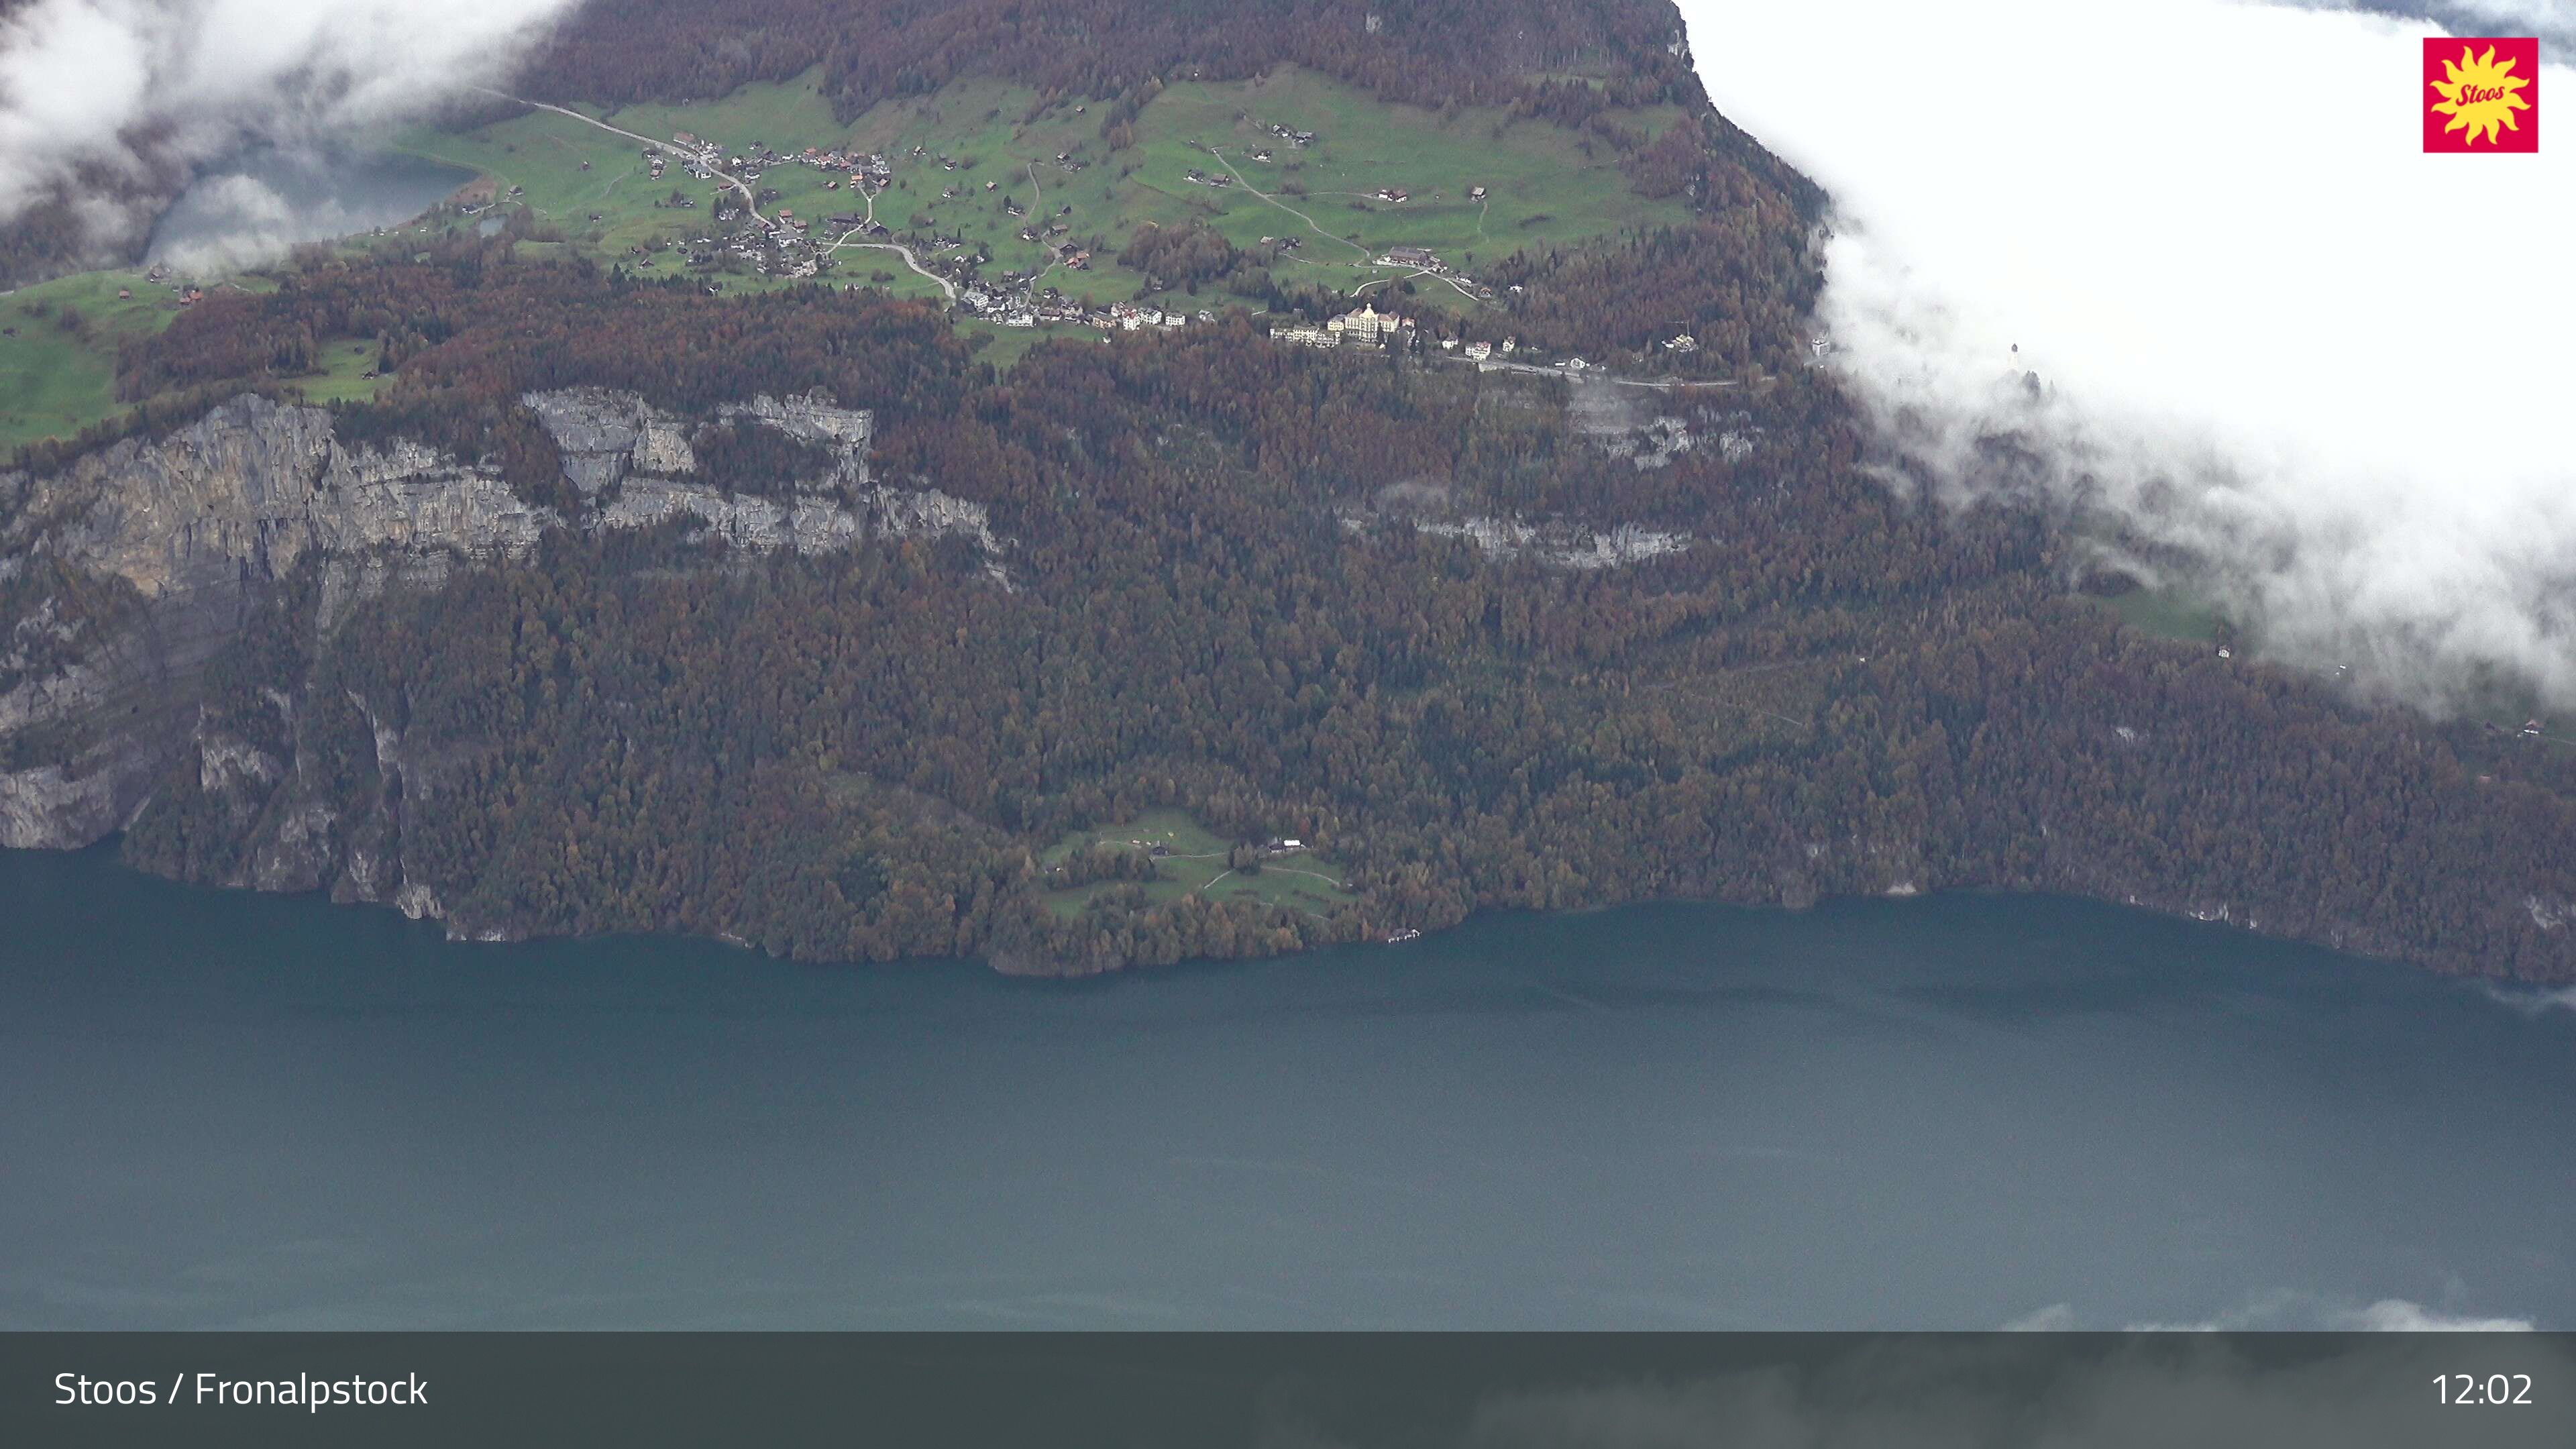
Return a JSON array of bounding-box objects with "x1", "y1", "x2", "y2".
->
[{"x1": 9, "y1": 836, "x2": 2561, "y2": 989}]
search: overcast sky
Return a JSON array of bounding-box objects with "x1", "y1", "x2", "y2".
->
[{"x1": 1685, "y1": 0, "x2": 2575, "y2": 710}]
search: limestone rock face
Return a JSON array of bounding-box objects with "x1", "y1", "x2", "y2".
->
[
  {"x1": 524, "y1": 386, "x2": 876, "y2": 496},
  {"x1": 1342, "y1": 510, "x2": 1691, "y2": 572},
  {"x1": 721, "y1": 389, "x2": 881, "y2": 484},
  {"x1": 15, "y1": 394, "x2": 557, "y2": 604},
  {"x1": 596, "y1": 479, "x2": 995, "y2": 556},
  {"x1": 521, "y1": 386, "x2": 699, "y2": 494},
  {"x1": 0, "y1": 388, "x2": 997, "y2": 853}
]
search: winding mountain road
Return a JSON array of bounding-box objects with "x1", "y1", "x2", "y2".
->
[{"x1": 472, "y1": 88, "x2": 766, "y2": 221}]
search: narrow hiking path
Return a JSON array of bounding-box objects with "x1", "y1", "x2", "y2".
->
[
  {"x1": 1204, "y1": 146, "x2": 1485, "y2": 305},
  {"x1": 1205, "y1": 147, "x2": 1371, "y2": 260}
]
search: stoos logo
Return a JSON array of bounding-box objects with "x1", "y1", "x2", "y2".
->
[{"x1": 2424, "y1": 37, "x2": 2538, "y2": 152}]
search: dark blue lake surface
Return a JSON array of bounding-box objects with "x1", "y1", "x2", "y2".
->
[{"x1": 3, "y1": 846, "x2": 2569, "y2": 1329}]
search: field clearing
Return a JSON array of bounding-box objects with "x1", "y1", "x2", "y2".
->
[
  {"x1": 2102, "y1": 588, "x2": 2228, "y2": 645},
  {"x1": 1040, "y1": 808, "x2": 1356, "y2": 920},
  {"x1": 0, "y1": 269, "x2": 190, "y2": 451},
  {"x1": 1138, "y1": 70, "x2": 1694, "y2": 287},
  {"x1": 287, "y1": 339, "x2": 394, "y2": 405},
  {"x1": 960, "y1": 319, "x2": 1111, "y2": 370}
]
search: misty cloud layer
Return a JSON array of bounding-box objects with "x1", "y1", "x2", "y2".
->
[
  {"x1": 142, "y1": 148, "x2": 472, "y2": 272},
  {"x1": 2332, "y1": 0, "x2": 2576, "y2": 56},
  {"x1": 1686, "y1": 0, "x2": 2576, "y2": 710},
  {"x1": 0, "y1": 0, "x2": 580, "y2": 261},
  {"x1": 1442, "y1": 1333, "x2": 2574, "y2": 1449}
]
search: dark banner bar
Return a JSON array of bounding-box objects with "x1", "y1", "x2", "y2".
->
[{"x1": 7, "y1": 1332, "x2": 2571, "y2": 1448}]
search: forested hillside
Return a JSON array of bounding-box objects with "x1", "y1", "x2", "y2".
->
[
  {"x1": 4, "y1": 0, "x2": 2571, "y2": 980},
  {"x1": 3, "y1": 244, "x2": 2568, "y2": 978}
]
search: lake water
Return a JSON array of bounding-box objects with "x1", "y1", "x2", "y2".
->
[
  {"x1": 3, "y1": 845, "x2": 2569, "y2": 1330},
  {"x1": 146, "y1": 148, "x2": 473, "y2": 272}
]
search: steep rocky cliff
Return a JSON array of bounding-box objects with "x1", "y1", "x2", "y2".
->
[{"x1": 0, "y1": 389, "x2": 997, "y2": 856}]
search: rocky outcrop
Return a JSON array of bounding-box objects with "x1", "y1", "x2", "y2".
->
[
  {"x1": 1343, "y1": 511, "x2": 1692, "y2": 570},
  {"x1": 523, "y1": 386, "x2": 699, "y2": 494},
  {"x1": 600, "y1": 479, "x2": 996, "y2": 556},
  {"x1": 716, "y1": 391, "x2": 873, "y2": 464},
  {"x1": 0, "y1": 388, "x2": 997, "y2": 851},
  {"x1": 522, "y1": 386, "x2": 874, "y2": 496},
  {"x1": 1423, "y1": 516, "x2": 1693, "y2": 570},
  {"x1": 11, "y1": 395, "x2": 557, "y2": 602}
]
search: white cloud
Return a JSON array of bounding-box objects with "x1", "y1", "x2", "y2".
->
[
  {"x1": 2124, "y1": 1289, "x2": 2536, "y2": 1331},
  {"x1": 2335, "y1": 1297, "x2": 2536, "y2": 1330},
  {"x1": 1458, "y1": 1332, "x2": 2559, "y2": 1449},
  {"x1": 146, "y1": 172, "x2": 336, "y2": 273},
  {"x1": 2335, "y1": 1, "x2": 2576, "y2": 54},
  {"x1": 1684, "y1": 0, "x2": 2576, "y2": 710},
  {"x1": 0, "y1": 0, "x2": 580, "y2": 246},
  {"x1": 2124, "y1": 1288, "x2": 2307, "y2": 1332},
  {"x1": 2482, "y1": 983, "x2": 2576, "y2": 1016},
  {"x1": 2003, "y1": 1302, "x2": 2078, "y2": 1331}
]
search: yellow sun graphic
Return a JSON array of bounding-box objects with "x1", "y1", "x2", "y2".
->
[{"x1": 2428, "y1": 44, "x2": 2532, "y2": 146}]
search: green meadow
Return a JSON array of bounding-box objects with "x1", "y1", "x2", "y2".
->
[
  {"x1": 1130, "y1": 70, "x2": 1696, "y2": 297},
  {"x1": 386, "y1": 66, "x2": 1692, "y2": 313},
  {"x1": 1039, "y1": 808, "x2": 1356, "y2": 920},
  {"x1": 2100, "y1": 586, "x2": 2229, "y2": 645},
  {"x1": 0, "y1": 269, "x2": 187, "y2": 451},
  {"x1": 7, "y1": 64, "x2": 1695, "y2": 451}
]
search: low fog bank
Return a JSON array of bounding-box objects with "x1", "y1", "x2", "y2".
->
[
  {"x1": 2331, "y1": 0, "x2": 2576, "y2": 57},
  {"x1": 1686, "y1": 0, "x2": 2575, "y2": 712},
  {"x1": 1440, "y1": 1331, "x2": 2571, "y2": 1449},
  {"x1": 0, "y1": 0, "x2": 582, "y2": 269}
]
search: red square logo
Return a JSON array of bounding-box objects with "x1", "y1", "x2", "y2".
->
[{"x1": 2425, "y1": 37, "x2": 2539, "y2": 152}]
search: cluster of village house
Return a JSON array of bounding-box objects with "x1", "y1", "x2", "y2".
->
[
  {"x1": 959, "y1": 286, "x2": 1217, "y2": 331},
  {"x1": 420, "y1": 119, "x2": 1713, "y2": 365},
  {"x1": 125, "y1": 265, "x2": 206, "y2": 309},
  {"x1": 663, "y1": 131, "x2": 895, "y2": 191},
  {"x1": 641, "y1": 131, "x2": 1109, "y2": 285},
  {"x1": 614, "y1": 131, "x2": 910, "y2": 281},
  {"x1": 1266, "y1": 302, "x2": 1540, "y2": 361}
]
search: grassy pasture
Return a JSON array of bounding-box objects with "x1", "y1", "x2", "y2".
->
[
  {"x1": 0, "y1": 269, "x2": 184, "y2": 451},
  {"x1": 8, "y1": 63, "x2": 1699, "y2": 449},
  {"x1": 2101, "y1": 587, "x2": 2229, "y2": 645},
  {"x1": 387, "y1": 66, "x2": 1690, "y2": 315},
  {"x1": 1039, "y1": 808, "x2": 1356, "y2": 920}
]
